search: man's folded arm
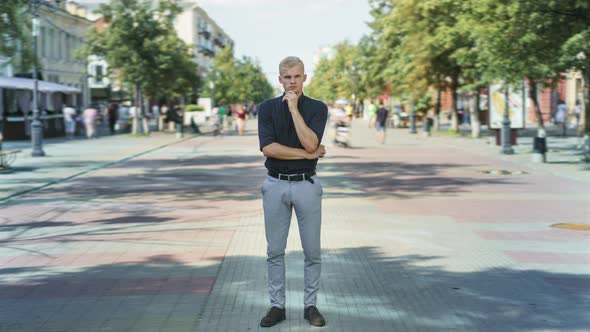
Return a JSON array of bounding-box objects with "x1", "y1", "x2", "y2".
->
[{"x1": 262, "y1": 142, "x2": 316, "y2": 160}]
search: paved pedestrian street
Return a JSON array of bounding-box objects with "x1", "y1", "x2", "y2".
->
[{"x1": 1, "y1": 121, "x2": 589, "y2": 332}]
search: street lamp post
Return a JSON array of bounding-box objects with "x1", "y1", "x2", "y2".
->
[
  {"x1": 500, "y1": 85, "x2": 514, "y2": 154},
  {"x1": 409, "y1": 98, "x2": 417, "y2": 134},
  {"x1": 209, "y1": 81, "x2": 215, "y2": 109},
  {"x1": 30, "y1": 0, "x2": 45, "y2": 157}
]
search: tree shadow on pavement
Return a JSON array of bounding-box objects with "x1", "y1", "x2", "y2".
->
[
  {"x1": 1, "y1": 154, "x2": 523, "y2": 206},
  {"x1": 202, "y1": 247, "x2": 590, "y2": 331},
  {"x1": 1, "y1": 248, "x2": 587, "y2": 331},
  {"x1": 320, "y1": 160, "x2": 518, "y2": 198}
]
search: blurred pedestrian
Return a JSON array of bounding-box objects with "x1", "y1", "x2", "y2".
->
[
  {"x1": 236, "y1": 104, "x2": 248, "y2": 136},
  {"x1": 574, "y1": 100, "x2": 582, "y2": 130},
  {"x1": 118, "y1": 102, "x2": 130, "y2": 132},
  {"x1": 83, "y1": 105, "x2": 99, "y2": 139},
  {"x1": 218, "y1": 105, "x2": 227, "y2": 130},
  {"x1": 226, "y1": 105, "x2": 234, "y2": 133},
  {"x1": 367, "y1": 102, "x2": 377, "y2": 128},
  {"x1": 555, "y1": 100, "x2": 568, "y2": 137},
  {"x1": 62, "y1": 104, "x2": 77, "y2": 139},
  {"x1": 104, "y1": 102, "x2": 119, "y2": 135},
  {"x1": 345, "y1": 103, "x2": 353, "y2": 124},
  {"x1": 375, "y1": 101, "x2": 389, "y2": 144},
  {"x1": 248, "y1": 103, "x2": 258, "y2": 119},
  {"x1": 258, "y1": 56, "x2": 328, "y2": 328}
]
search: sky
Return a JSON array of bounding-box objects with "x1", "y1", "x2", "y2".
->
[{"x1": 77, "y1": 0, "x2": 373, "y2": 85}]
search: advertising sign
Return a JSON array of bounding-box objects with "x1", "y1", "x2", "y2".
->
[{"x1": 489, "y1": 83, "x2": 528, "y2": 129}]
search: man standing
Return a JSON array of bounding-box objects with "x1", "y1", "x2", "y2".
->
[
  {"x1": 257, "y1": 56, "x2": 328, "y2": 328},
  {"x1": 376, "y1": 101, "x2": 389, "y2": 144},
  {"x1": 105, "y1": 102, "x2": 119, "y2": 135}
]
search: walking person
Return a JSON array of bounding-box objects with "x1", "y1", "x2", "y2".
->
[
  {"x1": 236, "y1": 104, "x2": 248, "y2": 136},
  {"x1": 574, "y1": 100, "x2": 582, "y2": 131},
  {"x1": 258, "y1": 56, "x2": 328, "y2": 328},
  {"x1": 83, "y1": 105, "x2": 99, "y2": 139},
  {"x1": 62, "y1": 104, "x2": 77, "y2": 139},
  {"x1": 555, "y1": 100, "x2": 568, "y2": 137},
  {"x1": 375, "y1": 101, "x2": 389, "y2": 144},
  {"x1": 104, "y1": 102, "x2": 119, "y2": 135},
  {"x1": 367, "y1": 102, "x2": 377, "y2": 128}
]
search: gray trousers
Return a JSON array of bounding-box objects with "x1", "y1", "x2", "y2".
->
[{"x1": 261, "y1": 174, "x2": 323, "y2": 309}]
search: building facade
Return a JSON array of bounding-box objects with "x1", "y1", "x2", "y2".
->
[
  {"x1": 36, "y1": 1, "x2": 93, "y2": 106},
  {"x1": 174, "y1": 2, "x2": 233, "y2": 78}
]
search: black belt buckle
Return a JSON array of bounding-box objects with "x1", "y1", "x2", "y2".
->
[{"x1": 276, "y1": 172, "x2": 314, "y2": 184}]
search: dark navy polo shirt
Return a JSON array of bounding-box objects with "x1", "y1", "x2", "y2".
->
[{"x1": 258, "y1": 93, "x2": 328, "y2": 174}]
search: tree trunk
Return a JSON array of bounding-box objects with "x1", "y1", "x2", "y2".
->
[
  {"x1": 450, "y1": 79, "x2": 459, "y2": 132},
  {"x1": 470, "y1": 92, "x2": 481, "y2": 138},
  {"x1": 142, "y1": 97, "x2": 150, "y2": 134},
  {"x1": 434, "y1": 86, "x2": 442, "y2": 131},
  {"x1": 528, "y1": 81, "x2": 545, "y2": 130},
  {"x1": 132, "y1": 83, "x2": 140, "y2": 135},
  {"x1": 0, "y1": 89, "x2": 4, "y2": 151},
  {"x1": 582, "y1": 71, "x2": 590, "y2": 161}
]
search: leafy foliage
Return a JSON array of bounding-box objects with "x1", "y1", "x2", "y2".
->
[
  {"x1": 0, "y1": 0, "x2": 36, "y2": 73},
  {"x1": 207, "y1": 46, "x2": 273, "y2": 105},
  {"x1": 80, "y1": 0, "x2": 200, "y2": 101}
]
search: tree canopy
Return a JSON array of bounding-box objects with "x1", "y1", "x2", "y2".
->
[
  {"x1": 0, "y1": 0, "x2": 36, "y2": 73},
  {"x1": 80, "y1": 0, "x2": 200, "y2": 101},
  {"x1": 207, "y1": 45, "x2": 273, "y2": 106}
]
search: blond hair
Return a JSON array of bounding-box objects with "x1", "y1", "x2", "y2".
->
[{"x1": 279, "y1": 56, "x2": 305, "y2": 75}]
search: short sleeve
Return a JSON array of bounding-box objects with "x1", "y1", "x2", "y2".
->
[
  {"x1": 308, "y1": 102, "x2": 329, "y2": 143},
  {"x1": 258, "y1": 101, "x2": 275, "y2": 151}
]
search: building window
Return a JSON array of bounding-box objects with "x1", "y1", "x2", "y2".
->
[
  {"x1": 58, "y1": 31, "x2": 63, "y2": 60},
  {"x1": 78, "y1": 37, "x2": 84, "y2": 63},
  {"x1": 48, "y1": 28, "x2": 54, "y2": 59},
  {"x1": 41, "y1": 27, "x2": 46, "y2": 57},
  {"x1": 66, "y1": 34, "x2": 70, "y2": 62},
  {"x1": 95, "y1": 65, "x2": 103, "y2": 83}
]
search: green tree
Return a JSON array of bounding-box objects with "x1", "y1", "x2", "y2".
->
[
  {"x1": 234, "y1": 56, "x2": 273, "y2": 104},
  {"x1": 80, "y1": 0, "x2": 199, "y2": 134},
  {"x1": 306, "y1": 41, "x2": 361, "y2": 104},
  {"x1": 558, "y1": 8, "x2": 590, "y2": 160},
  {"x1": 0, "y1": 0, "x2": 35, "y2": 73},
  {"x1": 470, "y1": 0, "x2": 563, "y2": 131},
  {"x1": 207, "y1": 46, "x2": 273, "y2": 106}
]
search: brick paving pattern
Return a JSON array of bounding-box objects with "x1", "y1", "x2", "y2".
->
[{"x1": 1, "y1": 120, "x2": 589, "y2": 331}]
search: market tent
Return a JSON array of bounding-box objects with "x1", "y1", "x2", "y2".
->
[{"x1": 0, "y1": 76, "x2": 80, "y2": 94}]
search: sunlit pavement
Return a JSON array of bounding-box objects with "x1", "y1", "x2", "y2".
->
[{"x1": 0, "y1": 119, "x2": 588, "y2": 331}]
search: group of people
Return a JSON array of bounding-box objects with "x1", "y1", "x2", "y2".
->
[
  {"x1": 62, "y1": 102, "x2": 121, "y2": 139},
  {"x1": 555, "y1": 99, "x2": 583, "y2": 137},
  {"x1": 212, "y1": 103, "x2": 254, "y2": 136}
]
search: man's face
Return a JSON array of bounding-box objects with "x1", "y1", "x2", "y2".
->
[{"x1": 278, "y1": 64, "x2": 306, "y2": 95}]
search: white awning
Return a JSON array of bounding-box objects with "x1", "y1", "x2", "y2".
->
[{"x1": 0, "y1": 76, "x2": 81, "y2": 94}]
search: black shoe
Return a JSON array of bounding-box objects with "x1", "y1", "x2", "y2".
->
[
  {"x1": 304, "y1": 306, "x2": 326, "y2": 327},
  {"x1": 260, "y1": 306, "x2": 286, "y2": 327}
]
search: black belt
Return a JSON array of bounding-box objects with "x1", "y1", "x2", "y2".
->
[{"x1": 268, "y1": 170, "x2": 316, "y2": 184}]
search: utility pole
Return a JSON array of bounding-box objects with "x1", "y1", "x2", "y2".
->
[
  {"x1": 30, "y1": 0, "x2": 45, "y2": 157},
  {"x1": 500, "y1": 84, "x2": 514, "y2": 154}
]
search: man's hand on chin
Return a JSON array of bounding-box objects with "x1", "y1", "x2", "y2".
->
[{"x1": 282, "y1": 90, "x2": 299, "y2": 113}]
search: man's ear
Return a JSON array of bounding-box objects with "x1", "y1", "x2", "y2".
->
[{"x1": 303, "y1": 74, "x2": 307, "y2": 83}]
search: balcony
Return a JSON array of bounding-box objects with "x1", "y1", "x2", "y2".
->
[
  {"x1": 197, "y1": 45, "x2": 215, "y2": 57},
  {"x1": 197, "y1": 29, "x2": 211, "y2": 39},
  {"x1": 213, "y1": 36, "x2": 225, "y2": 47}
]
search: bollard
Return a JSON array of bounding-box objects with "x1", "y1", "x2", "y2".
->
[
  {"x1": 176, "y1": 122, "x2": 184, "y2": 139},
  {"x1": 422, "y1": 117, "x2": 432, "y2": 137},
  {"x1": 532, "y1": 129, "x2": 547, "y2": 163}
]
